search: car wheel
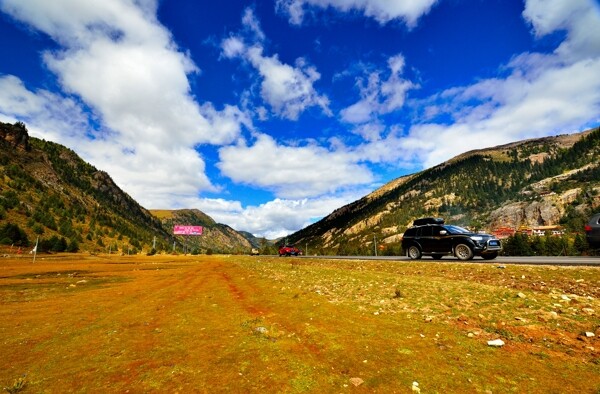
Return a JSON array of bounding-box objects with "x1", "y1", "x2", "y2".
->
[
  {"x1": 407, "y1": 245, "x2": 422, "y2": 260},
  {"x1": 432, "y1": 254, "x2": 443, "y2": 260},
  {"x1": 482, "y1": 252, "x2": 498, "y2": 260},
  {"x1": 455, "y1": 244, "x2": 474, "y2": 261}
]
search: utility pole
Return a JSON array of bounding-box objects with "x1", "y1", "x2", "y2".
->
[{"x1": 373, "y1": 235, "x2": 377, "y2": 256}]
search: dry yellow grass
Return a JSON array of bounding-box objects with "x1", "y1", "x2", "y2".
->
[{"x1": 1, "y1": 254, "x2": 599, "y2": 393}]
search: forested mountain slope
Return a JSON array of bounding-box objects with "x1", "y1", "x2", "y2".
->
[
  {"x1": 287, "y1": 128, "x2": 600, "y2": 255},
  {"x1": 0, "y1": 121, "x2": 173, "y2": 253},
  {"x1": 0, "y1": 122, "x2": 250, "y2": 254}
]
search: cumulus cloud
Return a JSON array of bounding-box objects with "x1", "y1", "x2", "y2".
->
[
  {"x1": 218, "y1": 133, "x2": 372, "y2": 198},
  {"x1": 198, "y1": 193, "x2": 368, "y2": 239},
  {"x1": 523, "y1": 0, "x2": 600, "y2": 61},
  {"x1": 0, "y1": 75, "x2": 90, "y2": 142},
  {"x1": 221, "y1": 8, "x2": 331, "y2": 120},
  {"x1": 0, "y1": 0, "x2": 249, "y2": 208},
  {"x1": 341, "y1": 53, "x2": 417, "y2": 133},
  {"x1": 276, "y1": 0, "x2": 438, "y2": 26}
]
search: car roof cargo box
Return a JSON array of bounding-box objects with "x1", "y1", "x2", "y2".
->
[{"x1": 413, "y1": 217, "x2": 444, "y2": 226}]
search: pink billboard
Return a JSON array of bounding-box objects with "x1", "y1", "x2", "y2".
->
[{"x1": 173, "y1": 225, "x2": 203, "y2": 235}]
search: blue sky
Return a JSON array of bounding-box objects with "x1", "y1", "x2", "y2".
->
[{"x1": 0, "y1": 0, "x2": 599, "y2": 238}]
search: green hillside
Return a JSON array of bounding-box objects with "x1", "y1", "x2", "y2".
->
[
  {"x1": 287, "y1": 128, "x2": 600, "y2": 255},
  {"x1": 0, "y1": 122, "x2": 250, "y2": 254}
]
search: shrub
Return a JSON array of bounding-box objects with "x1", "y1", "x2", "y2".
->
[
  {"x1": 51, "y1": 237, "x2": 67, "y2": 252},
  {"x1": 67, "y1": 239, "x2": 79, "y2": 253},
  {"x1": 0, "y1": 223, "x2": 29, "y2": 246}
]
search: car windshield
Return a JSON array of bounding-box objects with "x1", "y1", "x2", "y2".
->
[{"x1": 444, "y1": 225, "x2": 470, "y2": 234}]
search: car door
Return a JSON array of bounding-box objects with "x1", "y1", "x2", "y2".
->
[
  {"x1": 418, "y1": 225, "x2": 433, "y2": 253},
  {"x1": 431, "y1": 225, "x2": 452, "y2": 253}
]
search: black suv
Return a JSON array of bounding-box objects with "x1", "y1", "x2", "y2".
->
[
  {"x1": 585, "y1": 213, "x2": 600, "y2": 249},
  {"x1": 401, "y1": 218, "x2": 502, "y2": 260}
]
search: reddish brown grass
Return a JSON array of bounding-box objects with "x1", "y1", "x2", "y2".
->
[{"x1": 0, "y1": 254, "x2": 599, "y2": 393}]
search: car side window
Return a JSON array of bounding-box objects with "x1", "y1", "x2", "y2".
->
[{"x1": 418, "y1": 226, "x2": 432, "y2": 236}]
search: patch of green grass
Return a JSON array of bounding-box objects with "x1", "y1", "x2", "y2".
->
[
  {"x1": 2, "y1": 270, "x2": 92, "y2": 280},
  {"x1": 0, "y1": 276, "x2": 129, "y2": 302},
  {"x1": 3, "y1": 376, "x2": 26, "y2": 394}
]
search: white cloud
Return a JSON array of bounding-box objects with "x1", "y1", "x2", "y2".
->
[
  {"x1": 247, "y1": 48, "x2": 331, "y2": 120},
  {"x1": 222, "y1": 9, "x2": 331, "y2": 120},
  {"x1": 524, "y1": 0, "x2": 600, "y2": 61},
  {"x1": 218, "y1": 133, "x2": 372, "y2": 199},
  {"x1": 395, "y1": 52, "x2": 600, "y2": 168},
  {"x1": 241, "y1": 7, "x2": 266, "y2": 42},
  {"x1": 0, "y1": 76, "x2": 217, "y2": 207},
  {"x1": 198, "y1": 193, "x2": 367, "y2": 239},
  {"x1": 0, "y1": 75, "x2": 90, "y2": 142},
  {"x1": 340, "y1": 53, "x2": 417, "y2": 136},
  {"x1": 0, "y1": 0, "x2": 250, "y2": 209},
  {"x1": 221, "y1": 36, "x2": 246, "y2": 58},
  {"x1": 276, "y1": 0, "x2": 438, "y2": 26}
]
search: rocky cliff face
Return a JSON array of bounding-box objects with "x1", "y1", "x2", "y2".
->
[
  {"x1": 488, "y1": 186, "x2": 600, "y2": 230},
  {"x1": 0, "y1": 122, "x2": 30, "y2": 151}
]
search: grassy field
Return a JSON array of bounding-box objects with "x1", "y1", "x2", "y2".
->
[{"x1": 0, "y1": 254, "x2": 599, "y2": 393}]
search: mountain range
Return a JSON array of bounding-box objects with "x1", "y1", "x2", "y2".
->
[{"x1": 1, "y1": 120, "x2": 598, "y2": 255}]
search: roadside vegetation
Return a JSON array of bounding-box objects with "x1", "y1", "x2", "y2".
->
[{"x1": 1, "y1": 254, "x2": 598, "y2": 392}]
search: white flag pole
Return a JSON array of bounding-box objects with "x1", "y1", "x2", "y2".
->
[{"x1": 32, "y1": 236, "x2": 39, "y2": 264}]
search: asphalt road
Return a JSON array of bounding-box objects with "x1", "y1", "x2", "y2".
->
[{"x1": 295, "y1": 255, "x2": 600, "y2": 266}]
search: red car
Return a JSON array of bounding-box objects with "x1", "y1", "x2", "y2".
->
[{"x1": 278, "y1": 245, "x2": 301, "y2": 256}]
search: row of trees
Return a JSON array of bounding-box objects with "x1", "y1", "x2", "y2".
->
[
  {"x1": 501, "y1": 232, "x2": 595, "y2": 256},
  {"x1": 0, "y1": 223, "x2": 79, "y2": 252}
]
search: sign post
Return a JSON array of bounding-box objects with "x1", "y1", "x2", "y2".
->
[{"x1": 173, "y1": 226, "x2": 203, "y2": 254}]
